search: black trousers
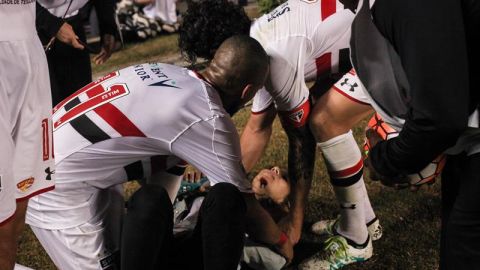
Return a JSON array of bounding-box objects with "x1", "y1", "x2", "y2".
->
[
  {"x1": 441, "y1": 152, "x2": 480, "y2": 269},
  {"x1": 121, "y1": 183, "x2": 247, "y2": 270},
  {"x1": 46, "y1": 15, "x2": 92, "y2": 106}
]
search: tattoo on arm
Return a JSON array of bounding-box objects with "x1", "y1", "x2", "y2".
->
[{"x1": 281, "y1": 120, "x2": 316, "y2": 222}]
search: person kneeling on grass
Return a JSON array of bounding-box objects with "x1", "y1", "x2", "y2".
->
[{"x1": 26, "y1": 35, "x2": 293, "y2": 270}]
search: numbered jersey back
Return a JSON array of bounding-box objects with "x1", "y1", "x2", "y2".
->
[{"x1": 52, "y1": 63, "x2": 224, "y2": 164}]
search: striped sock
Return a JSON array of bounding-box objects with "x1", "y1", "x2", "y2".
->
[{"x1": 318, "y1": 131, "x2": 369, "y2": 245}]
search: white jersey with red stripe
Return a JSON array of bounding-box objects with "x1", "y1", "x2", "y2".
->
[
  {"x1": 250, "y1": 0, "x2": 355, "y2": 120},
  {"x1": 51, "y1": 62, "x2": 249, "y2": 191},
  {"x1": 27, "y1": 63, "x2": 251, "y2": 229},
  {"x1": 0, "y1": 0, "x2": 36, "y2": 41}
]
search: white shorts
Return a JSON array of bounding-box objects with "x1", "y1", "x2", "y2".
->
[
  {"x1": 251, "y1": 70, "x2": 371, "y2": 111},
  {"x1": 27, "y1": 161, "x2": 184, "y2": 269},
  {"x1": 0, "y1": 37, "x2": 55, "y2": 224},
  {"x1": 331, "y1": 69, "x2": 371, "y2": 106},
  {"x1": 27, "y1": 157, "x2": 184, "y2": 230},
  {"x1": 29, "y1": 185, "x2": 123, "y2": 270}
]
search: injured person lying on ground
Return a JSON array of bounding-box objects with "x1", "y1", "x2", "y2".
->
[{"x1": 174, "y1": 166, "x2": 291, "y2": 270}]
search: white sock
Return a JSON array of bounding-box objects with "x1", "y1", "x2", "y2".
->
[
  {"x1": 318, "y1": 131, "x2": 369, "y2": 245},
  {"x1": 361, "y1": 180, "x2": 376, "y2": 224}
]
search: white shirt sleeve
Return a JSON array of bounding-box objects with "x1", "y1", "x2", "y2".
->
[
  {"x1": 258, "y1": 37, "x2": 311, "y2": 112},
  {"x1": 251, "y1": 87, "x2": 274, "y2": 113},
  {"x1": 171, "y1": 116, "x2": 252, "y2": 192}
]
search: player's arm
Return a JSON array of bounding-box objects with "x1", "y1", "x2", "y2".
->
[
  {"x1": 266, "y1": 42, "x2": 316, "y2": 244},
  {"x1": 91, "y1": 0, "x2": 120, "y2": 64},
  {"x1": 36, "y1": 3, "x2": 85, "y2": 50},
  {"x1": 277, "y1": 105, "x2": 316, "y2": 244},
  {"x1": 241, "y1": 102, "x2": 277, "y2": 172},
  {"x1": 36, "y1": 2, "x2": 64, "y2": 40},
  {"x1": 243, "y1": 193, "x2": 293, "y2": 261},
  {"x1": 368, "y1": 0, "x2": 469, "y2": 179}
]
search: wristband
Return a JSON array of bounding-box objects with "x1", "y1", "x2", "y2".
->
[{"x1": 277, "y1": 232, "x2": 288, "y2": 246}]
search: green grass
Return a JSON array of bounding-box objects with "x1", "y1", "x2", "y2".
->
[
  {"x1": 91, "y1": 34, "x2": 182, "y2": 78},
  {"x1": 17, "y1": 4, "x2": 441, "y2": 268}
]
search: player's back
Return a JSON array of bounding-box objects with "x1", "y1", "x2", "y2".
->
[
  {"x1": 251, "y1": 0, "x2": 355, "y2": 81},
  {"x1": 53, "y1": 63, "x2": 225, "y2": 183}
]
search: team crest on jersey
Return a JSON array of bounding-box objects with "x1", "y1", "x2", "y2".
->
[
  {"x1": 17, "y1": 177, "x2": 35, "y2": 192},
  {"x1": 289, "y1": 109, "x2": 305, "y2": 124},
  {"x1": 280, "y1": 99, "x2": 311, "y2": 128}
]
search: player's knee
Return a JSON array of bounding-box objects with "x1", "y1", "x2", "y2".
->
[
  {"x1": 126, "y1": 184, "x2": 172, "y2": 220},
  {"x1": 309, "y1": 104, "x2": 350, "y2": 142},
  {"x1": 204, "y1": 183, "x2": 246, "y2": 216},
  {"x1": 309, "y1": 105, "x2": 331, "y2": 137}
]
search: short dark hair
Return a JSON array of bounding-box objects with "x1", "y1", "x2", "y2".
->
[{"x1": 178, "y1": 0, "x2": 252, "y2": 64}]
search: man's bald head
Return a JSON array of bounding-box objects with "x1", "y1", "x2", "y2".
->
[{"x1": 206, "y1": 35, "x2": 269, "y2": 96}]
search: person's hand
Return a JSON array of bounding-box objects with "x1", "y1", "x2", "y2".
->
[
  {"x1": 278, "y1": 215, "x2": 302, "y2": 245},
  {"x1": 275, "y1": 235, "x2": 294, "y2": 265},
  {"x1": 183, "y1": 165, "x2": 204, "y2": 183},
  {"x1": 93, "y1": 34, "x2": 115, "y2": 65},
  {"x1": 364, "y1": 129, "x2": 410, "y2": 189},
  {"x1": 56, "y1": 22, "x2": 84, "y2": 50}
]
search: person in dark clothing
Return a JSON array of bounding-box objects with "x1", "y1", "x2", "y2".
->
[
  {"x1": 124, "y1": 167, "x2": 292, "y2": 270},
  {"x1": 36, "y1": 0, "x2": 119, "y2": 106},
  {"x1": 122, "y1": 183, "x2": 247, "y2": 270},
  {"x1": 346, "y1": 0, "x2": 480, "y2": 268},
  {"x1": 36, "y1": 3, "x2": 86, "y2": 51}
]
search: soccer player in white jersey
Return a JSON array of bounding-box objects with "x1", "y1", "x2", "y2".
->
[
  {"x1": 179, "y1": 0, "x2": 379, "y2": 268},
  {"x1": 26, "y1": 36, "x2": 295, "y2": 270},
  {"x1": 0, "y1": 2, "x2": 55, "y2": 269}
]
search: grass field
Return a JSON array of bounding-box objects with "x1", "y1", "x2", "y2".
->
[{"x1": 17, "y1": 9, "x2": 441, "y2": 270}]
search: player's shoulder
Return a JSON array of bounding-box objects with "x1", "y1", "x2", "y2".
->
[
  {"x1": 116, "y1": 63, "x2": 205, "y2": 93},
  {"x1": 120, "y1": 63, "x2": 187, "y2": 82}
]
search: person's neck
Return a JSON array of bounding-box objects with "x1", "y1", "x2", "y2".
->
[{"x1": 199, "y1": 68, "x2": 228, "y2": 94}]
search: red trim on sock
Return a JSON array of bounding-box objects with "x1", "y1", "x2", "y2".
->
[{"x1": 330, "y1": 159, "x2": 363, "y2": 178}]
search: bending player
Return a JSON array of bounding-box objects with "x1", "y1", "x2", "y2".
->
[
  {"x1": 26, "y1": 36, "x2": 294, "y2": 270},
  {"x1": 179, "y1": 0, "x2": 380, "y2": 268}
]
